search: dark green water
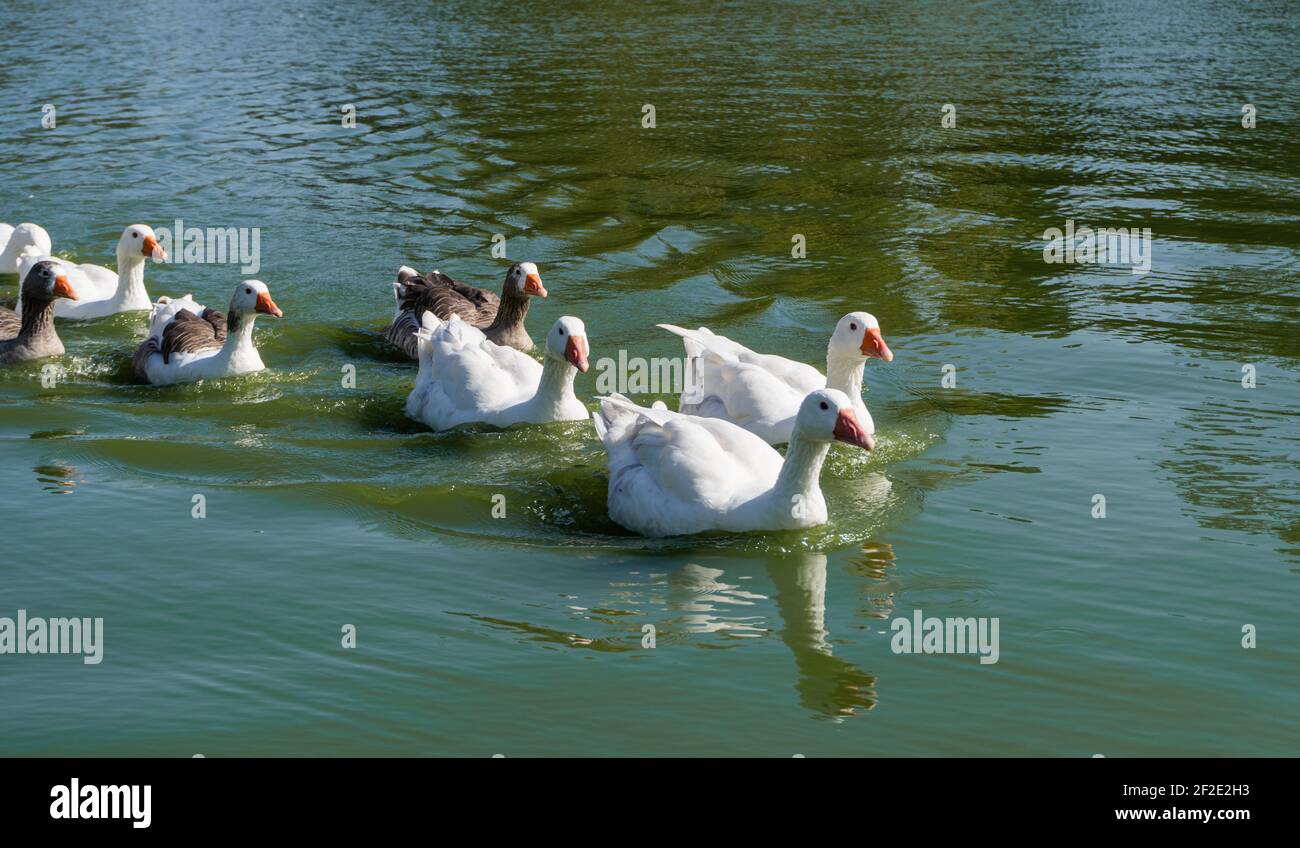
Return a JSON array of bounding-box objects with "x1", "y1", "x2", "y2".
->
[{"x1": 2, "y1": 0, "x2": 1297, "y2": 755}]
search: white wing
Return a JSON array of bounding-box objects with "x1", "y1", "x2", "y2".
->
[
  {"x1": 408, "y1": 315, "x2": 543, "y2": 429},
  {"x1": 659, "y1": 323, "x2": 825, "y2": 395},
  {"x1": 15, "y1": 253, "x2": 104, "y2": 315},
  {"x1": 593, "y1": 394, "x2": 783, "y2": 536},
  {"x1": 660, "y1": 324, "x2": 819, "y2": 443}
]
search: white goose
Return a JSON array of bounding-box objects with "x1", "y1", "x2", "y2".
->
[
  {"x1": 131, "y1": 280, "x2": 282, "y2": 386},
  {"x1": 0, "y1": 223, "x2": 52, "y2": 274},
  {"x1": 406, "y1": 313, "x2": 590, "y2": 431},
  {"x1": 592, "y1": 388, "x2": 874, "y2": 537},
  {"x1": 658, "y1": 312, "x2": 892, "y2": 445},
  {"x1": 18, "y1": 225, "x2": 167, "y2": 319}
]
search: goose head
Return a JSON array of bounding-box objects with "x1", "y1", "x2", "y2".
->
[
  {"x1": 829, "y1": 311, "x2": 892, "y2": 362},
  {"x1": 797, "y1": 388, "x2": 874, "y2": 451},
  {"x1": 504, "y1": 262, "x2": 547, "y2": 298},
  {"x1": 228, "y1": 279, "x2": 282, "y2": 319},
  {"x1": 22, "y1": 260, "x2": 78, "y2": 303},
  {"x1": 546, "y1": 316, "x2": 589, "y2": 372},
  {"x1": 4, "y1": 223, "x2": 52, "y2": 258},
  {"x1": 116, "y1": 224, "x2": 167, "y2": 265}
]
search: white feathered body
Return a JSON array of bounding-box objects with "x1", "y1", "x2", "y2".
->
[
  {"x1": 662, "y1": 324, "x2": 873, "y2": 444},
  {"x1": 17, "y1": 250, "x2": 152, "y2": 319},
  {"x1": 136, "y1": 295, "x2": 266, "y2": 385},
  {"x1": 407, "y1": 315, "x2": 587, "y2": 430},
  {"x1": 592, "y1": 394, "x2": 830, "y2": 537}
]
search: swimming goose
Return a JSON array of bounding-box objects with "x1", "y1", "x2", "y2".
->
[
  {"x1": 383, "y1": 262, "x2": 546, "y2": 357},
  {"x1": 658, "y1": 312, "x2": 892, "y2": 445},
  {"x1": 0, "y1": 223, "x2": 52, "y2": 274},
  {"x1": 0, "y1": 261, "x2": 78, "y2": 364},
  {"x1": 406, "y1": 313, "x2": 589, "y2": 430},
  {"x1": 131, "y1": 280, "x2": 282, "y2": 385},
  {"x1": 591, "y1": 388, "x2": 874, "y2": 537},
  {"x1": 18, "y1": 225, "x2": 167, "y2": 320}
]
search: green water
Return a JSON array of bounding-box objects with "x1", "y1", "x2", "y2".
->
[{"x1": 2, "y1": 0, "x2": 1297, "y2": 756}]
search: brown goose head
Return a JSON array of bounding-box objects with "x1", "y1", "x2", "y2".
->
[{"x1": 503, "y1": 261, "x2": 547, "y2": 299}]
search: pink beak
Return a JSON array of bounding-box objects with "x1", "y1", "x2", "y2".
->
[
  {"x1": 524, "y1": 272, "x2": 547, "y2": 298},
  {"x1": 833, "y1": 409, "x2": 874, "y2": 451},
  {"x1": 565, "y1": 335, "x2": 589, "y2": 372},
  {"x1": 53, "y1": 274, "x2": 78, "y2": 300},
  {"x1": 255, "y1": 291, "x2": 283, "y2": 317},
  {"x1": 142, "y1": 234, "x2": 168, "y2": 261},
  {"x1": 861, "y1": 327, "x2": 893, "y2": 362}
]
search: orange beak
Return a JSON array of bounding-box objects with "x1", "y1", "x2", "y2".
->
[
  {"x1": 833, "y1": 408, "x2": 874, "y2": 451},
  {"x1": 565, "y1": 335, "x2": 589, "y2": 372},
  {"x1": 142, "y1": 235, "x2": 167, "y2": 261},
  {"x1": 524, "y1": 272, "x2": 547, "y2": 298},
  {"x1": 861, "y1": 327, "x2": 893, "y2": 362},
  {"x1": 52, "y1": 274, "x2": 78, "y2": 300},
  {"x1": 255, "y1": 291, "x2": 283, "y2": 317}
]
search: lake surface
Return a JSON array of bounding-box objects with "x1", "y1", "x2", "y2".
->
[{"x1": 2, "y1": 0, "x2": 1297, "y2": 756}]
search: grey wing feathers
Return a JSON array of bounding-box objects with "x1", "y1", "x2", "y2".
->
[
  {"x1": 381, "y1": 310, "x2": 421, "y2": 359},
  {"x1": 160, "y1": 308, "x2": 226, "y2": 363},
  {"x1": 133, "y1": 308, "x2": 226, "y2": 381},
  {"x1": 428, "y1": 271, "x2": 500, "y2": 318},
  {"x1": 0, "y1": 307, "x2": 19, "y2": 341},
  {"x1": 131, "y1": 336, "x2": 160, "y2": 382},
  {"x1": 382, "y1": 271, "x2": 499, "y2": 360},
  {"x1": 410, "y1": 272, "x2": 499, "y2": 324}
]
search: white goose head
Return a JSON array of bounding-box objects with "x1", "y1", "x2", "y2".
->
[
  {"x1": 116, "y1": 225, "x2": 167, "y2": 265},
  {"x1": 4, "y1": 223, "x2": 52, "y2": 258},
  {"x1": 546, "y1": 316, "x2": 589, "y2": 372},
  {"x1": 228, "y1": 279, "x2": 282, "y2": 320},
  {"x1": 796, "y1": 388, "x2": 874, "y2": 451},
  {"x1": 828, "y1": 311, "x2": 892, "y2": 362}
]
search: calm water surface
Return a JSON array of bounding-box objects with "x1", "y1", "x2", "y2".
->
[{"x1": 2, "y1": 0, "x2": 1297, "y2": 755}]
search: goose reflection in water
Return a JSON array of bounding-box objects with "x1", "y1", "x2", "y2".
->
[
  {"x1": 767, "y1": 552, "x2": 878, "y2": 719},
  {"x1": 454, "y1": 549, "x2": 886, "y2": 721},
  {"x1": 662, "y1": 563, "x2": 768, "y2": 637},
  {"x1": 662, "y1": 553, "x2": 879, "y2": 719}
]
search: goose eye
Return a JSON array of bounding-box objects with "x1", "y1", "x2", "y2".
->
[
  {"x1": 558, "y1": 328, "x2": 565, "y2": 335},
  {"x1": 132, "y1": 231, "x2": 139, "y2": 238},
  {"x1": 850, "y1": 323, "x2": 857, "y2": 331},
  {"x1": 245, "y1": 287, "x2": 253, "y2": 294},
  {"x1": 819, "y1": 401, "x2": 829, "y2": 410}
]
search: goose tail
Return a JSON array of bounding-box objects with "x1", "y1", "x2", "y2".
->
[
  {"x1": 414, "y1": 318, "x2": 438, "y2": 385},
  {"x1": 590, "y1": 410, "x2": 609, "y2": 443},
  {"x1": 656, "y1": 323, "x2": 712, "y2": 361}
]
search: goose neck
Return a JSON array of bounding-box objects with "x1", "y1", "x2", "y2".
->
[
  {"x1": 111, "y1": 257, "x2": 148, "y2": 308},
  {"x1": 18, "y1": 298, "x2": 59, "y2": 345},
  {"x1": 825, "y1": 354, "x2": 865, "y2": 398},
  {"x1": 773, "y1": 431, "x2": 831, "y2": 504},
  {"x1": 487, "y1": 287, "x2": 530, "y2": 332},
  {"x1": 219, "y1": 310, "x2": 258, "y2": 359},
  {"x1": 533, "y1": 355, "x2": 578, "y2": 412}
]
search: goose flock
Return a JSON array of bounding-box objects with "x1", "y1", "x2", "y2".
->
[{"x1": 2, "y1": 220, "x2": 893, "y2": 538}]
